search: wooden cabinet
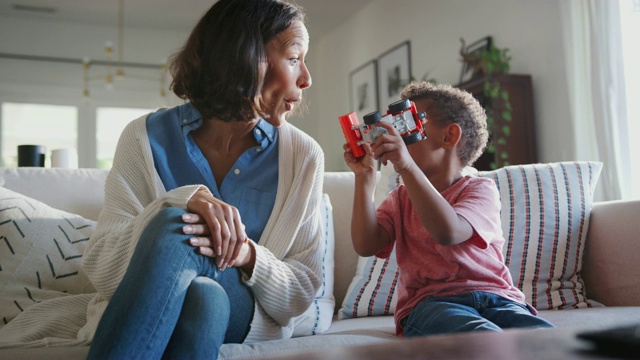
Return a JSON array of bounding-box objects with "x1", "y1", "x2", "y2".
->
[{"x1": 457, "y1": 74, "x2": 537, "y2": 170}]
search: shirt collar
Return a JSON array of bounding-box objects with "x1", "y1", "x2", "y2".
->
[
  {"x1": 254, "y1": 119, "x2": 276, "y2": 145},
  {"x1": 179, "y1": 103, "x2": 275, "y2": 146}
]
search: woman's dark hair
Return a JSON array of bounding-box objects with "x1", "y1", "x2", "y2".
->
[{"x1": 169, "y1": 0, "x2": 305, "y2": 122}]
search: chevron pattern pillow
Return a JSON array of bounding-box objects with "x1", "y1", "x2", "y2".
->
[{"x1": 0, "y1": 187, "x2": 96, "y2": 328}]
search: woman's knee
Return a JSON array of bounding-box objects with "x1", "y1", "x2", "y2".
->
[
  {"x1": 136, "y1": 207, "x2": 191, "y2": 255},
  {"x1": 186, "y1": 277, "x2": 230, "y2": 314},
  {"x1": 150, "y1": 207, "x2": 188, "y2": 228}
]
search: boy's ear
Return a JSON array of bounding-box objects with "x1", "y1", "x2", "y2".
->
[{"x1": 442, "y1": 123, "x2": 462, "y2": 149}]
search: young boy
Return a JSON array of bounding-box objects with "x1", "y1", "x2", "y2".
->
[{"x1": 343, "y1": 82, "x2": 554, "y2": 337}]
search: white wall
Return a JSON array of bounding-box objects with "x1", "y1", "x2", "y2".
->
[
  {"x1": 1, "y1": 1, "x2": 575, "y2": 171},
  {"x1": 294, "y1": 0, "x2": 574, "y2": 171}
]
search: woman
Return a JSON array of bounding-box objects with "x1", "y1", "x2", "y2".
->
[{"x1": 84, "y1": 0, "x2": 324, "y2": 358}]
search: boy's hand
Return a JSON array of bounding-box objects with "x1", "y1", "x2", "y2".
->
[
  {"x1": 343, "y1": 142, "x2": 377, "y2": 176},
  {"x1": 371, "y1": 122, "x2": 415, "y2": 174}
]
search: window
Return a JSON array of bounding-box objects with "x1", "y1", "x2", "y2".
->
[
  {"x1": 1, "y1": 103, "x2": 77, "y2": 167},
  {"x1": 620, "y1": 0, "x2": 640, "y2": 199},
  {"x1": 96, "y1": 107, "x2": 153, "y2": 169}
]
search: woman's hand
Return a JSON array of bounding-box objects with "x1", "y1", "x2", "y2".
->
[{"x1": 184, "y1": 188, "x2": 248, "y2": 270}]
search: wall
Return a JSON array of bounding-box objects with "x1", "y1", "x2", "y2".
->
[
  {"x1": 1, "y1": 0, "x2": 574, "y2": 172},
  {"x1": 294, "y1": 0, "x2": 574, "y2": 171}
]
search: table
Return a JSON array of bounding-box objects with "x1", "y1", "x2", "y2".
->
[{"x1": 261, "y1": 328, "x2": 630, "y2": 360}]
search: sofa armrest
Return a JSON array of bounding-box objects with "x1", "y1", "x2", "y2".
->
[{"x1": 581, "y1": 199, "x2": 640, "y2": 306}]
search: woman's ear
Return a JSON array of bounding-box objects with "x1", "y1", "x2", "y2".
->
[{"x1": 442, "y1": 123, "x2": 462, "y2": 149}]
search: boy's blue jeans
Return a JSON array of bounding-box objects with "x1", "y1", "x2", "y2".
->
[
  {"x1": 402, "y1": 291, "x2": 554, "y2": 338},
  {"x1": 87, "y1": 207, "x2": 254, "y2": 360}
]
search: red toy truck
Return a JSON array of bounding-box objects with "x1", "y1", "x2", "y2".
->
[{"x1": 339, "y1": 99, "x2": 427, "y2": 158}]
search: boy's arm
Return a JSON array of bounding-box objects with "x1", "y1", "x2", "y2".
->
[
  {"x1": 372, "y1": 122, "x2": 473, "y2": 246},
  {"x1": 400, "y1": 166, "x2": 473, "y2": 246},
  {"x1": 351, "y1": 172, "x2": 392, "y2": 256},
  {"x1": 343, "y1": 143, "x2": 393, "y2": 256}
]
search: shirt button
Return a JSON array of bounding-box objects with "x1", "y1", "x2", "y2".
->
[
  {"x1": 256, "y1": 129, "x2": 262, "y2": 135},
  {"x1": 256, "y1": 148, "x2": 262, "y2": 152},
  {"x1": 234, "y1": 169, "x2": 240, "y2": 175},
  {"x1": 183, "y1": 119, "x2": 188, "y2": 124}
]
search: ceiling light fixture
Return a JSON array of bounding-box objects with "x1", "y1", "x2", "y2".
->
[{"x1": 82, "y1": 0, "x2": 167, "y2": 98}]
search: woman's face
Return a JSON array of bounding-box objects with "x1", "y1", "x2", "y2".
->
[{"x1": 261, "y1": 20, "x2": 312, "y2": 126}]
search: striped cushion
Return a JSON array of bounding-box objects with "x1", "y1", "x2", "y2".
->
[
  {"x1": 479, "y1": 161, "x2": 603, "y2": 310},
  {"x1": 338, "y1": 161, "x2": 602, "y2": 318},
  {"x1": 292, "y1": 193, "x2": 335, "y2": 335},
  {"x1": 338, "y1": 247, "x2": 399, "y2": 319}
]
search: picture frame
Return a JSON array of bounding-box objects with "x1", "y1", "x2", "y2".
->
[
  {"x1": 349, "y1": 60, "x2": 378, "y2": 120},
  {"x1": 377, "y1": 41, "x2": 411, "y2": 111},
  {"x1": 458, "y1": 36, "x2": 493, "y2": 84}
]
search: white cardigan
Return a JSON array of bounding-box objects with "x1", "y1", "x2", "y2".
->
[{"x1": 0, "y1": 115, "x2": 325, "y2": 347}]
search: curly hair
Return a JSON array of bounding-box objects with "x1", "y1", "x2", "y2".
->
[
  {"x1": 401, "y1": 82, "x2": 488, "y2": 166},
  {"x1": 169, "y1": 0, "x2": 305, "y2": 122}
]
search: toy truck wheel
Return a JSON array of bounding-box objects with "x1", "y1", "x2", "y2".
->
[
  {"x1": 402, "y1": 132, "x2": 424, "y2": 146},
  {"x1": 363, "y1": 111, "x2": 382, "y2": 125},
  {"x1": 388, "y1": 99, "x2": 411, "y2": 114}
]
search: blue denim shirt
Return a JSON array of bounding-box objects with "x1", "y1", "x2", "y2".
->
[{"x1": 146, "y1": 103, "x2": 278, "y2": 242}]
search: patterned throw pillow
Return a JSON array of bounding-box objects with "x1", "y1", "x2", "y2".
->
[
  {"x1": 338, "y1": 246, "x2": 399, "y2": 319},
  {"x1": 0, "y1": 187, "x2": 96, "y2": 328},
  {"x1": 292, "y1": 193, "x2": 335, "y2": 336},
  {"x1": 479, "y1": 161, "x2": 602, "y2": 310},
  {"x1": 338, "y1": 161, "x2": 603, "y2": 318}
]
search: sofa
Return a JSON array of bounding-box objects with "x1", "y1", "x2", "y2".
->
[{"x1": 0, "y1": 161, "x2": 639, "y2": 359}]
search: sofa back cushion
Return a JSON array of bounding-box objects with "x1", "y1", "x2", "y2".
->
[{"x1": 0, "y1": 168, "x2": 108, "y2": 221}]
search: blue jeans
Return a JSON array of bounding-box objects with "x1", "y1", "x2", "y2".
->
[
  {"x1": 402, "y1": 291, "x2": 554, "y2": 338},
  {"x1": 87, "y1": 207, "x2": 254, "y2": 360}
]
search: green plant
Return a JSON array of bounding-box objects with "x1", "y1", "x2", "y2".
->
[{"x1": 479, "y1": 45, "x2": 512, "y2": 169}]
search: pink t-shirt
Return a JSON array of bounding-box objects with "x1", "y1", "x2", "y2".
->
[{"x1": 376, "y1": 175, "x2": 530, "y2": 336}]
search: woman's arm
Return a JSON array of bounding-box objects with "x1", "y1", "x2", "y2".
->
[{"x1": 81, "y1": 117, "x2": 201, "y2": 298}]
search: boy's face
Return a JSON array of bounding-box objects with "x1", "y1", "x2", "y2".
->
[{"x1": 406, "y1": 98, "x2": 447, "y2": 175}]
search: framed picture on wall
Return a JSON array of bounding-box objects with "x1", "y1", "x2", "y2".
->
[
  {"x1": 458, "y1": 36, "x2": 492, "y2": 84},
  {"x1": 349, "y1": 60, "x2": 378, "y2": 119},
  {"x1": 377, "y1": 41, "x2": 411, "y2": 110}
]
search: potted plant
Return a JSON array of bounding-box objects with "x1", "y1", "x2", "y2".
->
[
  {"x1": 480, "y1": 44, "x2": 512, "y2": 169},
  {"x1": 459, "y1": 38, "x2": 512, "y2": 169}
]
